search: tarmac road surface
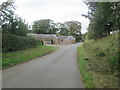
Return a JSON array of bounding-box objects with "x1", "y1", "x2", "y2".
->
[{"x1": 2, "y1": 43, "x2": 84, "y2": 88}]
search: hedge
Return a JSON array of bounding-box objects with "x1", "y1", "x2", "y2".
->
[{"x1": 2, "y1": 34, "x2": 41, "y2": 52}]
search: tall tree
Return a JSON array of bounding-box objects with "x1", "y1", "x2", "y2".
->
[
  {"x1": 13, "y1": 17, "x2": 28, "y2": 36},
  {"x1": 0, "y1": 0, "x2": 15, "y2": 33},
  {"x1": 58, "y1": 21, "x2": 82, "y2": 41},
  {"x1": 0, "y1": 0, "x2": 28, "y2": 36},
  {"x1": 65, "y1": 21, "x2": 82, "y2": 35},
  {"x1": 57, "y1": 23, "x2": 68, "y2": 35},
  {"x1": 32, "y1": 19, "x2": 58, "y2": 34},
  {"x1": 83, "y1": 1, "x2": 120, "y2": 39}
]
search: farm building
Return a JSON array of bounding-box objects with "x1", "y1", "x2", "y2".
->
[
  {"x1": 58, "y1": 36, "x2": 76, "y2": 44},
  {"x1": 64, "y1": 36, "x2": 76, "y2": 44},
  {"x1": 28, "y1": 33, "x2": 58, "y2": 44},
  {"x1": 58, "y1": 36, "x2": 68, "y2": 44},
  {"x1": 28, "y1": 33, "x2": 76, "y2": 45}
]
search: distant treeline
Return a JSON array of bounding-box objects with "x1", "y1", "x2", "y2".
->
[{"x1": 31, "y1": 19, "x2": 82, "y2": 42}]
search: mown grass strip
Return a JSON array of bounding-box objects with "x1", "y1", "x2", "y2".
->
[
  {"x1": 77, "y1": 45, "x2": 94, "y2": 88},
  {"x1": 2, "y1": 45, "x2": 57, "y2": 69}
]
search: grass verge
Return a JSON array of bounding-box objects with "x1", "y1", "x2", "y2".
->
[
  {"x1": 2, "y1": 45, "x2": 57, "y2": 69},
  {"x1": 81, "y1": 33, "x2": 119, "y2": 88},
  {"x1": 77, "y1": 45, "x2": 94, "y2": 88}
]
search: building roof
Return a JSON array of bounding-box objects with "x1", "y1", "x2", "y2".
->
[
  {"x1": 58, "y1": 36, "x2": 68, "y2": 39},
  {"x1": 27, "y1": 33, "x2": 76, "y2": 41},
  {"x1": 64, "y1": 36, "x2": 76, "y2": 41},
  {"x1": 28, "y1": 33, "x2": 57, "y2": 39},
  {"x1": 58, "y1": 35, "x2": 75, "y2": 41}
]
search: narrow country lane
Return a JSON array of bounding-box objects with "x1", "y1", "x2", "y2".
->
[{"x1": 2, "y1": 43, "x2": 84, "y2": 88}]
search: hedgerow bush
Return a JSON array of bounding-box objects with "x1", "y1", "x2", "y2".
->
[{"x1": 2, "y1": 34, "x2": 42, "y2": 52}]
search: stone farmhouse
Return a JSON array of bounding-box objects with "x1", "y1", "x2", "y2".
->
[
  {"x1": 58, "y1": 36, "x2": 76, "y2": 44},
  {"x1": 28, "y1": 33, "x2": 76, "y2": 45}
]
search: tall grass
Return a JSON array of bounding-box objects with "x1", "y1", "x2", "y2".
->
[{"x1": 81, "y1": 33, "x2": 119, "y2": 88}]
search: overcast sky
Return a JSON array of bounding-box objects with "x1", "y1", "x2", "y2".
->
[{"x1": 0, "y1": 0, "x2": 90, "y2": 33}]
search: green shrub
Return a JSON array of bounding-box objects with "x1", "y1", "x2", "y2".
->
[
  {"x1": 107, "y1": 55, "x2": 119, "y2": 71},
  {"x1": 2, "y1": 34, "x2": 42, "y2": 52}
]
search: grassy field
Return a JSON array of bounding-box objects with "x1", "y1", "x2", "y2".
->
[
  {"x1": 77, "y1": 45, "x2": 94, "y2": 88},
  {"x1": 2, "y1": 45, "x2": 57, "y2": 69},
  {"x1": 78, "y1": 33, "x2": 119, "y2": 88}
]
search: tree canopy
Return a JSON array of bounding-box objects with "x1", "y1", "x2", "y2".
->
[
  {"x1": 32, "y1": 19, "x2": 58, "y2": 34},
  {"x1": 83, "y1": 1, "x2": 120, "y2": 40},
  {"x1": 0, "y1": 0, "x2": 28, "y2": 36},
  {"x1": 64, "y1": 21, "x2": 82, "y2": 41},
  {"x1": 32, "y1": 20, "x2": 82, "y2": 41}
]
